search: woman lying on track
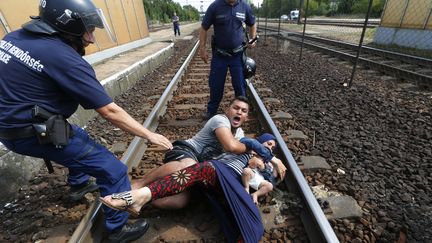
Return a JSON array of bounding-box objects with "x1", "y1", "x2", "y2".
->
[{"x1": 100, "y1": 135, "x2": 281, "y2": 243}]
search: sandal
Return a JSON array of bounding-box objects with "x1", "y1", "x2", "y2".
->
[{"x1": 99, "y1": 191, "x2": 140, "y2": 216}]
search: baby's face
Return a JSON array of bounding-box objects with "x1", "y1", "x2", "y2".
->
[{"x1": 248, "y1": 154, "x2": 264, "y2": 169}]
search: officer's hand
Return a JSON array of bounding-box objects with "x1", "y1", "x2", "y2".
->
[
  {"x1": 147, "y1": 132, "x2": 173, "y2": 150},
  {"x1": 247, "y1": 36, "x2": 258, "y2": 48},
  {"x1": 199, "y1": 48, "x2": 208, "y2": 63},
  {"x1": 247, "y1": 41, "x2": 257, "y2": 48}
]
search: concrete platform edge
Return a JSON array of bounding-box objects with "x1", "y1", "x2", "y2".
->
[
  {"x1": 84, "y1": 37, "x2": 153, "y2": 65},
  {"x1": 69, "y1": 43, "x2": 174, "y2": 126}
]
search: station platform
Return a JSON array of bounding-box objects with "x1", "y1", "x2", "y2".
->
[
  {"x1": 69, "y1": 22, "x2": 201, "y2": 126},
  {"x1": 93, "y1": 22, "x2": 200, "y2": 82}
]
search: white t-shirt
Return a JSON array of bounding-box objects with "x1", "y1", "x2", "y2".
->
[{"x1": 185, "y1": 114, "x2": 244, "y2": 161}]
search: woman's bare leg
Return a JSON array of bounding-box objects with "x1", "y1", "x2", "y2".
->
[
  {"x1": 150, "y1": 191, "x2": 191, "y2": 209},
  {"x1": 101, "y1": 187, "x2": 152, "y2": 213}
]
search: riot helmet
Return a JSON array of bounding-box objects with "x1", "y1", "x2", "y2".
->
[
  {"x1": 22, "y1": 0, "x2": 115, "y2": 42},
  {"x1": 243, "y1": 57, "x2": 256, "y2": 79}
]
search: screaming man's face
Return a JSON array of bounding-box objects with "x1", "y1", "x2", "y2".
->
[{"x1": 225, "y1": 100, "x2": 249, "y2": 128}]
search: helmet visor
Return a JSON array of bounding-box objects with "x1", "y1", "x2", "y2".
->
[{"x1": 81, "y1": 8, "x2": 116, "y2": 43}]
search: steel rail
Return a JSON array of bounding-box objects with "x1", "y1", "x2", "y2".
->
[
  {"x1": 284, "y1": 35, "x2": 432, "y2": 83},
  {"x1": 247, "y1": 81, "x2": 339, "y2": 243},
  {"x1": 264, "y1": 26, "x2": 431, "y2": 68},
  {"x1": 301, "y1": 20, "x2": 379, "y2": 28},
  {"x1": 261, "y1": 26, "x2": 431, "y2": 83},
  {"x1": 68, "y1": 40, "x2": 200, "y2": 243},
  {"x1": 286, "y1": 32, "x2": 432, "y2": 68},
  {"x1": 263, "y1": 19, "x2": 379, "y2": 28}
]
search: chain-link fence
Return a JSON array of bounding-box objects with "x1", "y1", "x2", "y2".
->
[{"x1": 255, "y1": 0, "x2": 432, "y2": 86}]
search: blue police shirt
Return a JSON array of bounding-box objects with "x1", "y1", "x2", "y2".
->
[
  {"x1": 202, "y1": 0, "x2": 255, "y2": 50},
  {"x1": 0, "y1": 29, "x2": 113, "y2": 129}
]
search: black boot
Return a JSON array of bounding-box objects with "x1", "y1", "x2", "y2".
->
[
  {"x1": 107, "y1": 219, "x2": 149, "y2": 243},
  {"x1": 69, "y1": 180, "x2": 99, "y2": 201}
]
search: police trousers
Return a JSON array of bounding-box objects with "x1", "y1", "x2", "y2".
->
[
  {"x1": 207, "y1": 51, "x2": 245, "y2": 114},
  {"x1": 0, "y1": 124, "x2": 130, "y2": 232}
]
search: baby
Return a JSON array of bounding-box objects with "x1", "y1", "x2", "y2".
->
[{"x1": 242, "y1": 133, "x2": 278, "y2": 204}]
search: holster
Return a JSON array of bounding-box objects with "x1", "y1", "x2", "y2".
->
[
  {"x1": 28, "y1": 105, "x2": 72, "y2": 174},
  {"x1": 45, "y1": 115, "x2": 71, "y2": 148},
  {"x1": 32, "y1": 105, "x2": 71, "y2": 148},
  {"x1": 32, "y1": 123, "x2": 50, "y2": 145}
]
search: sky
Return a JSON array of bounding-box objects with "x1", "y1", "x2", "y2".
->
[{"x1": 173, "y1": 0, "x2": 263, "y2": 12}]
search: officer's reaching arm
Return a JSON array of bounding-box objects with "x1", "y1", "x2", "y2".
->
[
  {"x1": 248, "y1": 23, "x2": 257, "y2": 48},
  {"x1": 214, "y1": 126, "x2": 248, "y2": 153},
  {"x1": 199, "y1": 27, "x2": 208, "y2": 63},
  {"x1": 96, "y1": 102, "x2": 173, "y2": 149}
]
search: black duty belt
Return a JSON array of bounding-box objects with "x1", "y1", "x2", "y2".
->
[
  {"x1": 0, "y1": 126, "x2": 36, "y2": 140},
  {"x1": 214, "y1": 45, "x2": 243, "y2": 57},
  {"x1": 0, "y1": 126, "x2": 54, "y2": 173}
]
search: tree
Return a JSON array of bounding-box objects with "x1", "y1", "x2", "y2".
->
[
  {"x1": 143, "y1": 0, "x2": 199, "y2": 23},
  {"x1": 336, "y1": 0, "x2": 356, "y2": 14},
  {"x1": 341, "y1": 0, "x2": 385, "y2": 17}
]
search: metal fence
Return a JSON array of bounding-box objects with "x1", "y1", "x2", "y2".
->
[{"x1": 256, "y1": 0, "x2": 432, "y2": 86}]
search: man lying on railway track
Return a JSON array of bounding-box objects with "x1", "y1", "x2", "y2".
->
[
  {"x1": 0, "y1": 0, "x2": 173, "y2": 242},
  {"x1": 131, "y1": 96, "x2": 287, "y2": 209},
  {"x1": 101, "y1": 139, "x2": 277, "y2": 243}
]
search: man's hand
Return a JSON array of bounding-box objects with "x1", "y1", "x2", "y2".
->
[
  {"x1": 199, "y1": 47, "x2": 208, "y2": 63},
  {"x1": 247, "y1": 42, "x2": 256, "y2": 48},
  {"x1": 247, "y1": 36, "x2": 258, "y2": 48},
  {"x1": 146, "y1": 132, "x2": 173, "y2": 150},
  {"x1": 271, "y1": 157, "x2": 286, "y2": 180}
]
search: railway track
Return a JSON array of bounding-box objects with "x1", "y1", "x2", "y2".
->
[
  {"x1": 260, "y1": 26, "x2": 432, "y2": 85},
  {"x1": 66, "y1": 38, "x2": 339, "y2": 242},
  {"x1": 259, "y1": 19, "x2": 380, "y2": 28}
]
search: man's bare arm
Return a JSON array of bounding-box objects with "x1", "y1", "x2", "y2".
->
[
  {"x1": 248, "y1": 23, "x2": 257, "y2": 47},
  {"x1": 215, "y1": 126, "x2": 248, "y2": 153},
  {"x1": 199, "y1": 27, "x2": 209, "y2": 63},
  {"x1": 249, "y1": 23, "x2": 257, "y2": 39}
]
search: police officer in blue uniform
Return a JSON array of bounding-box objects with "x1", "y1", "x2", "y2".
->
[
  {"x1": 199, "y1": 0, "x2": 257, "y2": 120},
  {"x1": 0, "y1": 0, "x2": 172, "y2": 242}
]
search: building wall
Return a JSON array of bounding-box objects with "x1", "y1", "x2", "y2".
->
[
  {"x1": 380, "y1": 0, "x2": 432, "y2": 30},
  {"x1": 0, "y1": 0, "x2": 149, "y2": 55},
  {"x1": 374, "y1": 0, "x2": 432, "y2": 50}
]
